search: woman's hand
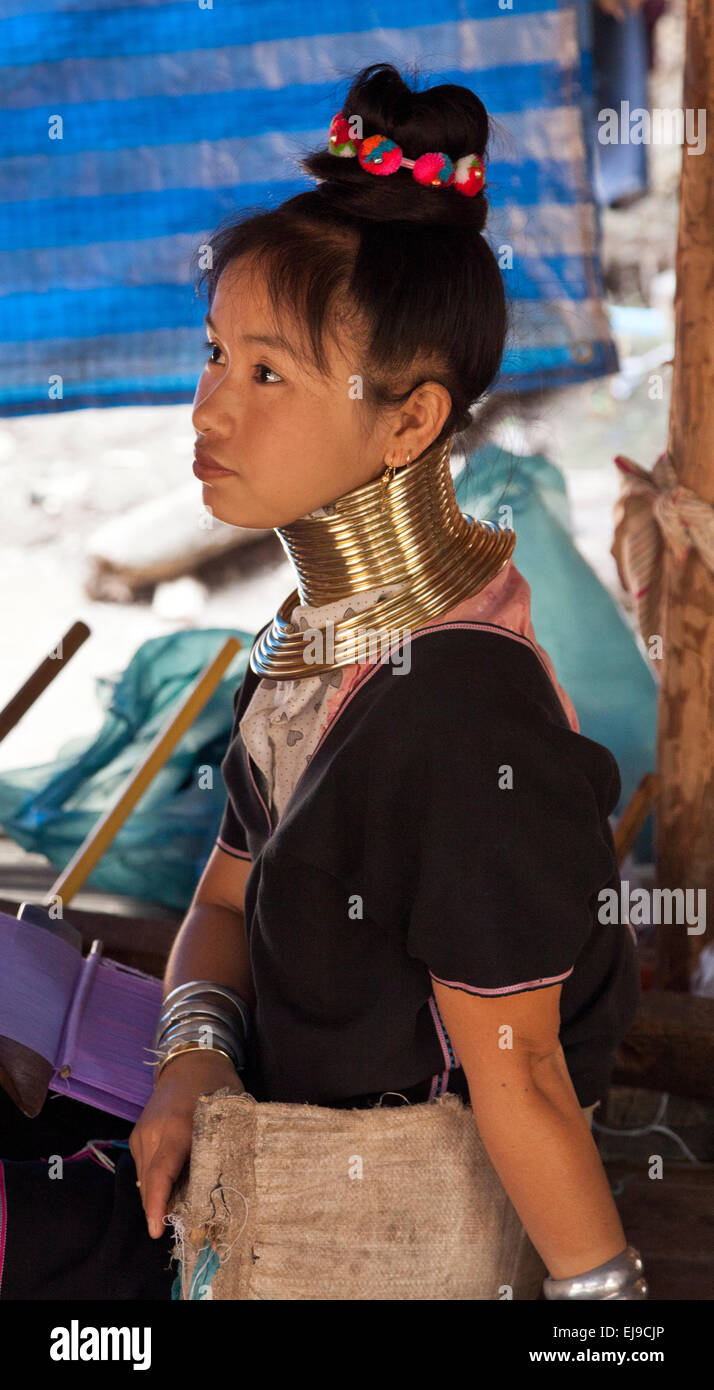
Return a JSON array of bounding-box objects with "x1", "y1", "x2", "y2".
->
[{"x1": 129, "y1": 1049, "x2": 245, "y2": 1238}]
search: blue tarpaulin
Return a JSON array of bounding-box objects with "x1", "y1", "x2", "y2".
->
[{"x1": 1, "y1": 0, "x2": 617, "y2": 415}]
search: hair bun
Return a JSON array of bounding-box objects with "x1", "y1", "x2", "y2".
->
[{"x1": 300, "y1": 62, "x2": 493, "y2": 232}]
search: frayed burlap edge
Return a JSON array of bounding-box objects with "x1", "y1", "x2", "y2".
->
[
  {"x1": 167, "y1": 1088, "x2": 259, "y2": 1299},
  {"x1": 166, "y1": 1089, "x2": 549, "y2": 1300}
]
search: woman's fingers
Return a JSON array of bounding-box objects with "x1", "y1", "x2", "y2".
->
[
  {"x1": 128, "y1": 1055, "x2": 244, "y2": 1236},
  {"x1": 142, "y1": 1135, "x2": 191, "y2": 1238}
]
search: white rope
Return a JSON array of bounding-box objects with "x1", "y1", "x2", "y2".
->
[
  {"x1": 593, "y1": 1091, "x2": 702, "y2": 1165},
  {"x1": 611, "y1": 449, "x2": 714, "y2": 652}
]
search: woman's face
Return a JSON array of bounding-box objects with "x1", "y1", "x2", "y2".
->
[{"x1": 191, "y1": 256, "x2": 450, "y2": 529}]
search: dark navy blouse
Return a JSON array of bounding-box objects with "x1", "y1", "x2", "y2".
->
[{"x1": 216, "y1": 617, "x2": 641, "y2": 1111}]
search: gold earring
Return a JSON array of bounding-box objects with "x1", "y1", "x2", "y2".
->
[
  {"x1": 380, "y1": 450, "x2": 412, "y2": 506},
  {"x1": 380, "y1": 452, "x2": 396, "y2": 507}
]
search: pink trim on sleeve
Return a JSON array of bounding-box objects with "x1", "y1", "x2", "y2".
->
[
  {"x1": 429, "y1": 966, "x2": 574, "y2": 996},
  {"x1": 216, "y1": 837, "x2": 252, "y2": 860},
  {"x1": 427, "y1": 993, "x2": 462, "y2": 1100}
]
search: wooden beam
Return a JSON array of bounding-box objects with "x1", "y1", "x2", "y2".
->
[
  {"x1": 655, "y1": 0, "x2": 714, "y2": 988},
  {"x1": 612, "y1": 989, "x2": 714, "y2": 1103},
  {"x1": 0, "y1": 621, "x2": 90, "y2": 744},
  {"x1": 614, "y1": 773, "x2": 660, "y2": 866}
]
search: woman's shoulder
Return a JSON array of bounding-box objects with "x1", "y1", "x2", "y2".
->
[
  {"x1": 361, "y1": 623, "x2": 621, "y2": 819},
  {"x1": 371, "y1": 620, "x2": 572, "y2": 731}
]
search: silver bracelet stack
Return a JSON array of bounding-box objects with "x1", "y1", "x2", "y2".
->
[
  {"x1": 543, "y1": 1244, "x2": 648, "y2": 1300},
  {"x1": 151, "y1": 979, "x2": 252, "y2": 1082}
]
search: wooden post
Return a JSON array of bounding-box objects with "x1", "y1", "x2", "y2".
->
[{"x1": 655, "y1": 0, "x2": 714, "y2": 989}]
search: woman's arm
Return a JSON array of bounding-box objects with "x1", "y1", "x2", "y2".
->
[
  {"x1": 162, "y1": 845, "x2": 256, "y2": 1009},
  {"x1": 432, "y1": 977, "x2": 627, "y2": 1282},
  {"x1": 130, "y1": 847, "x2": 256, "y2": 1237}
]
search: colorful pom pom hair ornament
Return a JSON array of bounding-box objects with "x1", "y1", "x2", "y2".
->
[{"x1": 328, "y1": 111, "x2": 486, "y2": 197}]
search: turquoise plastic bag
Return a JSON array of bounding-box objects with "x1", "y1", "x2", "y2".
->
[
  {"x1": 0, "y1": 629, "x2": 253, "y2": 913},
  {"x1": 456, "y1": 442, "x2": 657, "y2": 857}
]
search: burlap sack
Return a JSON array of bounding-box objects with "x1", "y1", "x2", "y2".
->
[{"x1": 167, "y1": 1089, "x2": 577, "y2": 1300}]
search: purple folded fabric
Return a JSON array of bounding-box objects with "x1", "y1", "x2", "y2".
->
[{"x1": 0, "y1": 912, "x2": 163, "y2": 1122}]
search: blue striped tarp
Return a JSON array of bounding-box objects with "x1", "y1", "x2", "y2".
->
[{"x1": 0, "y1": 0, "x2": 617, "y2": 416}]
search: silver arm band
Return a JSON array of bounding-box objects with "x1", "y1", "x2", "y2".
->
[
  {"x1": 161, "y1": 980, "x2": 251, "y2": 1035},
  {"x1": 152, "y1": 980, "x2": 253, "y2": 1074},
  {"x1": 153, "y1": 1025, "x2": 245, "y2": 1069},
  {"x1": 154, "y1": 981, "x2": 252, "y2": 1046},
  {"x1": 158, "y1": 991, "x2": 249, "y2": 1036},
  {"x1": 156, "y1": 999, "x2": 246, "y2": 1038},
  {"x1": 543, "y1": 1245, "x2": 648, "y2": 1300}
]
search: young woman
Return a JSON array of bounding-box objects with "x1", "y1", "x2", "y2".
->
[{"x1": 0, "y1": 61, "x2": 646, "y2": 1302}]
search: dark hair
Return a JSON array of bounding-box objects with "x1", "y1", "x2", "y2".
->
[{"x1": 191, "y1": 61, "x2": 509, "y2": 450}]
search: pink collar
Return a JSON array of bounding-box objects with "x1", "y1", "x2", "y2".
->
[{"x1": 325, "y1": 559, "x2": 579, "y2": 733}]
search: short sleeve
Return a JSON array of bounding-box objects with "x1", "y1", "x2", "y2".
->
[
  {"x1": 216, "y1": 789, "x2": 251, "y2": 860},
  {"x1": 215, "y1": 675, "x2": 252, "y2": 861},
  {"x1": 404, "y1": 664, "x2": 621, "y2": 997}
]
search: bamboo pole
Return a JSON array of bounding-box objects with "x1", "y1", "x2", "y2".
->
[
  {"x1": 655, "y1": 0, "x2": 714, "y2": 988},
  {"x1": 614, "y1": 774, "x2": 660, "y2": 866},
  {"x1": 43, "y1": 636, "x2": 241, "y2": 909},
  {"x1": 0, "y1": 621, "x2": 90, "y2": 744}
]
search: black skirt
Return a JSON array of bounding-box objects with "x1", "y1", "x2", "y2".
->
[{"x1": 0, "y1": 1088, "x2": 175, "y2": 1300}]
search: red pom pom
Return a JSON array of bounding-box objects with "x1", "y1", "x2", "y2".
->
[
  {"x1": 358, "y1": 134, "x2": 403, "y2": 175},
  {"x1": 329, "y1": 112, "x2": 358, "y2": 156},
  {"x1": 412, "y1": 152, "x2": 454, "y2": 187},
  {"x1": 453, "y1": 154, "x2": 486, "y2": 197}
]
